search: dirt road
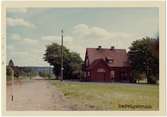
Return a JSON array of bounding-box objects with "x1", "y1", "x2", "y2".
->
[{"x1": 6, "y1": 77, "x2": 70, "y2": 111}]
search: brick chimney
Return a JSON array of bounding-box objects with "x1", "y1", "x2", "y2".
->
[
  {"x1": 110, "y1": 46, "x2": 115, "y2": 50},
  {"x1": 97, "y1": 45, "x2": 102, "y2": 50}
]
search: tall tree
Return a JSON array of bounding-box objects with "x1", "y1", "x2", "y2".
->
[
  {"x1": 43, "y1": 43, "x2": 83, "y2": 79},
  {"x1": 8, "y1": 59, "x2": 14, "y2": 67},
  {"x1": 7, "y1": 59, "x2": 20, "y2": 78},
  {"x1": 150, "y1": 37, "x2": 159, "y2": 59},
  {"x1": 128, "y1": 37, "x2": 159, "y2": 84}
]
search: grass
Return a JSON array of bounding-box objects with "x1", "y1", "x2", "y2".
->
[{"x1": 51, "y1": 80, "x2": 159, "y2": 111}]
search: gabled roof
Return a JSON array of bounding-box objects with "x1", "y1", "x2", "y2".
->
[
  {"x1": 87, "y1": 58, "x2": 110, "y2": 70},
  {"x1": 86, "y1": 48, "x2": 130, "y2": 67}
]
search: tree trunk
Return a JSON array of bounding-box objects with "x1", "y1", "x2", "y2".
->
[
  {"x1": 146, "y1": 71, "x2": 151, "y2": 84},
  {"x1": 55, "y1": 75, "x2": 58, "y2": 80}
]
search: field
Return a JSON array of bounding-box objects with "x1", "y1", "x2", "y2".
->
[{"x1": 51, "y1": 80, "x2": 159, "y2": 110}]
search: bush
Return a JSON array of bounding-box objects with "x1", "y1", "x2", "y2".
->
[
  {"x1": 131, "y1": 71, "x2": 141, "y2": 83},
  {"x1": 39, "y1": 72, "x2": 50, "y2": 78},
  {"x1": 6, "y1": 66, "x2": 12, "y2": 76},
  {"x1": 147, "y1": 75, "x2": 157, "y2": 84}
]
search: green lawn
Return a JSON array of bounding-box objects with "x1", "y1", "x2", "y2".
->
[{"x1": 51, "y1": 80, "x2": 159, "y2": 111}]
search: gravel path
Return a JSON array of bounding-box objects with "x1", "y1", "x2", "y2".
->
[{"x1": 6, "y1": 77, "x2": 70, "y2": 111}]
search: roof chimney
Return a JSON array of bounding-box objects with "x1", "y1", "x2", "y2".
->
[
  {"x1": 110, "y1": 46, "x2": 115, "y2": 50},
  {"x1": 97, "y1": 45, "x2": 102, "y2": 50}
]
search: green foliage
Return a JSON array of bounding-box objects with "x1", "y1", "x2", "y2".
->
[
  {"x1": 6, "y1": 60, "x2": 20, "y2": 78},
  {"x1": 43, "y1": 43, "x2": 83, "y2": 79},
  {"x1": 19, "y1": 67, "x2": 38, "y2": 78},
  {"x1": 150, "y1": 37, "x2": 159, "y2": 59},
  {"x1": 6, "y1": 66, "x2": 12, "y2": 76},
  {"x1": 39, "y1": 72, "x2": 50, "y2": 78},
  {"x1": 8, "y1": 59, "x2": 14, "y2": 67},
  {"x1": 131, "y1": 70, "x2": 141, "y2": 83},
  {"x1": 13, "y1": 67, "x2": 20, "y2": 78},
  {"x1": 128, "y1": 37, "x2": 159, "y2": 84}
]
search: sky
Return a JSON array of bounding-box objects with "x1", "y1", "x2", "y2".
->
[{"x1": 6, "y1": 8, "x2": 159, "y2": 66}]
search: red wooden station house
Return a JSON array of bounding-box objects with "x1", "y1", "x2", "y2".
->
[{"x1": 83, "y1": 46, "x2": 132, "y2": 82}]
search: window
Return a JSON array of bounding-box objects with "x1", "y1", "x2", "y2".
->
[
  {"x1": 108, "y1": 60, "x2": 113, "y2": 64},
  {"x1": 87, "y1": 71, "x2": 90, "y2": 76},
  {"x1": 97, "y1": 68, "x2": 105, "y2": 72},
  {"x1": 105, "y1": 57, "x2": 114, "y2": 64}
]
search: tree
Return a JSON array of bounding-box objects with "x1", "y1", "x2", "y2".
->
[
  {"x1": 6, "y1": 66, "x2": 12, "y2": 76},
  {"x1": 6, "y1": 59, "x2": 20, "y2": 79},
  {"x1": 8, "y1": 59, "x2": 14, "y2": 67},
  {"x1": 68, "y1": 52, "x2": 83, "y2": 79},
  {"x1": 149, "y1": 37, "x2": 159, "y2": 81},
  {"x1": 150, "y1": 37, "x2": 159, "y2": 59},
  {"x1": 128, "y1": 37, "x2": 159, "y2": 84},
  {"x1": 43, "y1": 43, "x2": 83, "y2": 79}
]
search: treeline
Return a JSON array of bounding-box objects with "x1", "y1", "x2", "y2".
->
[
  {"x1": 6, "y1": 60, "x2": 52, "y2": 80},
  {"x1": 6, "y1": 61, "x2": 37, "y2": 80}
]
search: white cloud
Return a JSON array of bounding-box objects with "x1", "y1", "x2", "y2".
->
[
  {"x1": 72, "y1": 24, "x2": 134, "y2": 45},
  {"x1": 73, "y1": 24, "x2": 107, "y2": 39},
  {"x1": 10, "y1": 33, "x2": 38, "y2": 44},
  {"x1": 10, "y1": 33, "x2": 21, "y2": 41},
  {"x1": 41, "y1": 35, "x2": 73, "y2": 44},
  {"x1": 73, "y1": 24, "x2": 90, "y2": 36},
  {"x1": 41, "y1": 36, "x2": 59, "y2": 41},
  {"x1": 7, "y1": 8, "x2": 28, "y2": 13},
  {"x1": 73, "y1": 24, "x2": 122, "y2": 41},
  {"x1": 7, "y1": 34, "x2": 49, "y2": 66},
  {"x1": 23, "y1": 38, "x2": 38, "y2": 44},
  {"x1": 7, "y1": 45, "x2": 14, "y2": 50},
  {"x1": 7, "y1": 17, "x2": 35, "y2": 28},
  {"x1": 90, "y1": 27, "x2": 111, "y2": 38}
]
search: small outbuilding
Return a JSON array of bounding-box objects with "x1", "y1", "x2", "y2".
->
[{"x1": 83, "y1": 46, "x2": 132, "y2": 82}]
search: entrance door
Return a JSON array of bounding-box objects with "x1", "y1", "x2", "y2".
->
[
  {"x1": 96, "y1": 72, "x2": 105, "y2": 81},
  {"x1": 95, "y1": 68, "x2": 106, "y2": 82}
]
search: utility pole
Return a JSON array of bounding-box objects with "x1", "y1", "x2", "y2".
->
[{"x1": 60, "y1": 29, "x2": 64, "y2": 81}]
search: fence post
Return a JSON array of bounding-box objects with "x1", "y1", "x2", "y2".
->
[{"x1": 11, "y1": 68, "x2": 14, "y2": 101}]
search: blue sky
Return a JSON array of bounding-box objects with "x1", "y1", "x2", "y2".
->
[{"x1": 7, "y1": 8, "x2": 159, "y2": 66}]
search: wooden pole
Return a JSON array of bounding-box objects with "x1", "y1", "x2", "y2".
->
[
  {"x1": 60, "y1": 29, "x2": 64, "y2": 81},
  {"x1": 11, "y1": 68, "x2": 14, "y2": 101}
]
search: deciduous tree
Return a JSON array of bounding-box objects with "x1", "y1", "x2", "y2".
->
[
  {"x1": 43, "y1": 43, "x2": 83, "y2": 79},
  {"x1": 128, "y1": 37, "x2": 159, "y2": 84}
]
